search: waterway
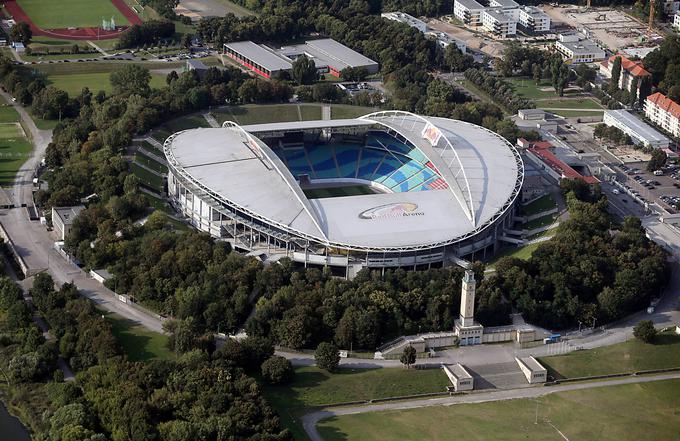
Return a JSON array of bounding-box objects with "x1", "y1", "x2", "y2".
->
[{"x1": 0, "y1": 400, "x2": 31, "y2": 441}]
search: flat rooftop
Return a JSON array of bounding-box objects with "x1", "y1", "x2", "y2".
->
[
  {"x1": 518, "y1": 356, "x2": 546, "y2": 372},
  {"x1": 53, "y1": 205, "x2": 85, "y2": 226},
  {"x1": 557, "y1": 40, "x2": 605, "y2": 55},
  {"x1": 485, "y1": 8, "x2": 514, "y2": 22},
  {"x1": 167, "y1": 114, "x2": 521, "y2": 250},
  {"x1": 455, "y1": 0, "x2": 485, "y2": 9},
  {"x1": 448, "y1": 363, "x2": 473, "y2": 380},
  {"x1": 223, "y1": 41, "x2": 291, "y2": 71},
  {"x1": 492, "y1": 0, "x2": 520, "y2": 8},
  {"x1": 604, "y1": 110, "x2": 670, "y2": 144}
]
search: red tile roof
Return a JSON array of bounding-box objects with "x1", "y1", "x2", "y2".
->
[
  {"x1": 647, "y1": 92, "x2": 680, "y2": 120},
  {"x1": 601, "y1": 54, "x2": 650, "y2": 78},
  {"x1": 528, "y1": 143, "x2": 599, "y2": 184}
]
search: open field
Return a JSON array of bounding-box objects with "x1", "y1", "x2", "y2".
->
[
  {"x1": 130, "y1": 162, "x2": 164, "y2": 192},
  {"x1": 16, "y1": 0, "x2": 131, "y2": 29},
  {"x1": 523, "y1": 213, "x2": 557, "y2": 230},
  {"x1": 330, "y1": 104, "x2": 377, "y2": 119},
  {"x1": 519, "y1": 194, "x2": 557, "y2": 216},
  {"x1": 541, "y1": 332, "x2": 680, "y2": 379},
  {"x1": 135, "y1": 152, "x2": 167, "y2": 174},
  {"x1": 105, "y1": 311, "x2": 174, "y2": 362},
  {"x1": 317, "y1": 379, "x2": 680, "y2": 441},
  {"x1": 488, "y1": 241, "x2": 543, "y2": 265},
  {"x1": 507, "y1": 78, "x2": 560, "y2": 100},
  {"x1": 0, "y1": 97, "x2": 31, "y2": 187},
  {"x1": 264, "y1": 366, "x2": 449, "y2": 440},
  {"x1": 213, "y1": 104, "x2": 377, "y2": 126},
  {"x1": 536, "y1": 98, "x2": 603, "y2": 110},
  {"x1": 162, "y1": 114, "x2": 210, "y2": 132},
  {"x1": 46, "y1": 72, "x2": 166, "y2": 96}
]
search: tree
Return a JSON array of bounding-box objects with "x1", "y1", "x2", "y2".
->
[
  {"x1": 10, "y1": 22, "x2": 32, "y2": 45},
  {"x1": 532, "y1": 63, "x2": 542, "y2": 84},
  {"x1": 444, "y1": 45, "x2": 474, "y2": 72},
  {"x1": 110, "y1": 64, "x2": 151, "y2": 97},
  {"x1": 166, "y1": 70, "x2": 179, "y2": 85},
  {"x1": 261, "y1": 355, "x2": 294, "y2": 384},
  {"x1": 399, "y1": 345, "x2": 417, "y2": 369},
  {"x1": 647, "y1": 149, "x2": 667, "y2": 172},
  {"x1": 314, "y1": 342, "x2": 340, "y2": 371},
  {"x1": 610, "y1": 56, "x2": 622, "y2": 92},
  {"x1": 638, "y1": 75, "x2": 652, "y2": 106},
  {"x1": 341, "y1": 66, "x2": 369, "y2": 82},
  {"x1": 291, "y1": 55, "x2": 317, "y2": 85},
  {"x1": 630, "y1": 76, "x2": 639, "y2": 107},
  {"x1": 633, "y1": 320, "x2": 657, "y2": 343}
]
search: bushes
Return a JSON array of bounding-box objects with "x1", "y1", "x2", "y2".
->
[
  {"x1": 464, "y1": 68, "x2": 534, "y2": 113},
  {"x1": 261, "y1": 355, "x2": 294, "y2": 384},
  {"x1": 315, "y1": 342, "x2": 340, "y2": 372},
  {"x1": 633, "y1": 320, "x2": 657, "y2": 343}
]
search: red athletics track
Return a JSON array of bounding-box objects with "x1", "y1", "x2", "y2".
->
[{"x1": 2, "y1": 0, "x2": 142, "y2": 40}]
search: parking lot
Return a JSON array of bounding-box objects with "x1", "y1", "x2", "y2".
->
[{"x1": 616, "y1": 163, "x2": 680, "y2": 212}]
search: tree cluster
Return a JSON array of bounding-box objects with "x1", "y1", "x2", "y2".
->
[
  {"x1": 117, "y1": 20, "x2": 176, "y2": 49},
  {"x1": 644, "y1": 35, "x2": 680, "y2": 101},
  {"x1": 464, "y1": 68, "x2": 534, "y2": 113},
  {"x1": 484, "y1": 192, "x2": 669, "y2": 329},
  {"x1": 593, "y1": 123, "x2": 633, "y2": 146}
]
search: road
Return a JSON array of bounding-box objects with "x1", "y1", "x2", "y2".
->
[
  {"x1": 301, "y1": 372, "x2": 680, "y2": 441},
  {"x1": 0, "y1": 91, "x2": 165, "y2": 334}
]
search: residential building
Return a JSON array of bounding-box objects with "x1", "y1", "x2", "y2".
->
[
  {"x1": 663, "y1": 0, "x2": 680, "y2": 15},
  {"x1": 518, "y1": 109, "x2": 546, "y2": 120},
  {"x1": 603, "y1": 110, "x2": 670, "y2": 149},
  {"x1": 52, "y1": 206, "x2": 85, "y2": 241},
  {"x1": 555, "y1": 35, "x2": 606, "y2": 63},
  {"x1": 675, "y1": 11, "x2": 680, "y2": 30},
  {"x1": 599, "y1": 54, "x2": 651, "y2": 93},
  {"x1": 482, "y1": 8, "x2": 517, "y2": 38},
  {"x1": 489, "y1": 0, "x2": 519, "y2": 8},
  {"x1": 454, "y1": 0, "x2": 485, "y2": 26},
  {"x1": 425, "y1": 30, "x2": 467, "y2": 53},
  {"x1": 223, "y1": 39, "x2": 379, "y2": 79},
  {"x1": 380, "y1": 11, "x2": 427, "y2": 32},
  {"x1": 185, "y1": 59, "x2": 209, "y2": 79},
  {"x1": 645, "y1": 92, "x2": 680, "y2": 138},
  {"x1": 518, "y1": 6, "x2": 551, "y2": 33}
]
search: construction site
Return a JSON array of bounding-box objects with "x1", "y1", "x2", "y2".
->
[{"x1": 542, "y1": 5, "x2": 663, "y2": 52}]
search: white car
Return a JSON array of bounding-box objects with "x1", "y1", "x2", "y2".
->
[{"x1": 612, "y1": 189, "x2": 620, "y2": 195}]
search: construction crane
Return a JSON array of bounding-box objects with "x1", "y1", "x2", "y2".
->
[{"x1": 649, "y1": 0, "x2": 656, "y2": 30}]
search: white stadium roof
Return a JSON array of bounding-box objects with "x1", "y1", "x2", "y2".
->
[{"x1": 165, "y1": 112, "x2": 522, "y2": 251}]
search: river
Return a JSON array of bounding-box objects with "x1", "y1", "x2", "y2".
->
[{"x1": 0, "y1": 400, "x2": 31, "y2": 441}]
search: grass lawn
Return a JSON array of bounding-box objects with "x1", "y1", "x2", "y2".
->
[
  {"x1": 0, "y1": 105, "x2": 20, "y2": 123},
  {"x1": 104, "y1": 311, "x2": 174, "y2": 362},
  {"x1": 264, "y1": 366, "x2": 449, "y2": 440},
  {"x1": 135, "y1": 152, "x2": 167, "y2": 174},
  {"x1": 46, "y1": 72, "x2": 166, "y2": 96},
  {"x1": 212, "y1": 0, "x2": 255, "y2": 16},
  {"x1": 163, "y1": 114, "x2": 210, "y2": 132},
  {"x1": 519, "y1": 194, "x2": 557, "y2": 216},
  {"x1": 549, "y1": 109, "x2": 605, "y2": 118},
  {"x1": 217, "y1": 104, "x2": 303, "y2": 125},
  {"x1": 16, "y1": 0, "x2": 131, "y2": 29},
  {"x1": 131, "y1": 162, "x2": 164, "y2": 192},
  {"x1": 317, "y1": 379, "x2": 680, "y2": 441},
  {"x1": 488, "y1": 241, "x2": 543, "y2": 266},
  {"x1": 523, "y1": 213, "x2": 557, "y2": 230},
  {"x1": 330, "y1": 104, "x2": 377, "y2": 119},
  {"x1": 31, "y1": 118, "x2": 59, "y2": 130},
  {"x1": 535, "y1": 97, "x2": 603, "y2": 110},
  {"x1": 540, "y1": 332, "x2": 680, "y2": 379},
  {"x1": 507, "y1": 77, "x2": 559, "y2": 99},
  {"x1": 137, "y1": 140, "x2": 162, "y2": 155},
  {"x1": 0, "y1": 121, "x2": 31, "y2": 187}
]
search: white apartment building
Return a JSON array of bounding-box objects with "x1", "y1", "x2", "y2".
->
[
  {"x1": 518, "y1": 6, "x2": 551, "y2": 32},
  {"x1": 425, "y1": 30, "x2": 467, "y2": 53},
  {"x1": 645, "y1": 92, "x2": 680, "y2": 138},
  {"x1": 555, "y1": 34, "x2": 606, "y2": 63},
  {"x1": 380, "y1": 11, "x2": 427, "y2": 33},
  {"x1": 675, "y1": 11, "x2": 680, "y2": 30},
  {"x1": 663, "y1": 0, "x2": 680, "y2": 15},
  {"x1": 482, "y1": 8, "x2": 517, "y2": 38},
  {"x1": 603, "y1": 110, "x2": 670, "y2": 149},
  {"x1": 599, "y1": 54, "x2": 651, "y2": 93},
  {"x1": 454, "y1": 0, "x2": 485, "y2": 26}
]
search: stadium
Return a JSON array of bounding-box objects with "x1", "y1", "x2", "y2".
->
[{"x1": 163, "y1": 111, "x2": 523, "y2": 277}]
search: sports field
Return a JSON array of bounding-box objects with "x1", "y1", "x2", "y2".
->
[
  {"x1": 15, "y1": 0, "x2": 131, "y2": 29},
  {"x1": 46, "y1": 72, "x2": 166, "y2": 96},
  {"x1": 214, "y1": 104, "x2": 377, "y2": 126},
  {"x1": 317, "y1": 379, "x2": 680, "y2": 441},
  {"x1": 304, "y1": 185, "x2": 376, "y2": 199},
  {"x1": 0, "y1": 99, "x2": 31, "y2": 187}
]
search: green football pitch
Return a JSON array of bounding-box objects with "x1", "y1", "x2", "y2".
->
[
  {"x1": 16, "y1": 0, "x2": 130, "y2": 29},
  {"x1": 303, "y1": 185, "x2": 376, "y2": 199}
]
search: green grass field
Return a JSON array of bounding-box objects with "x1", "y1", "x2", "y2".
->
[
  {"x1": 317, "y1": 379, "x2": 680, "y2": 441},
  {"x1": 0, "y1": 98, "x2": 32, "y2": 187},
  {"x1": 104, "y1": 311, "x2": 174, "y2": 362},
  {"x1": 488, "y1": 241, "x2": 544, "y2": 266},
  {"x1": 535, "y1": 97, "x2": 603, "y2": 110},
  {"x1": 16, "y1": 0, "x2": 131, "y2": 29},
  {"x1": 46, "y1": 72, "x2": 166, "y2": 96},
  {"x1": 264, "y1": 366, "x2": 449, "y2": 440},
  {"x1": 303, "y1": 185, "x2": 376, "y2": 199},
  {"x1": 548, "y1": 109, "x2": 605, "y2": 118},
  {"x1": 507, "y1": 77, "x2": 560, "y2": 100},
  {"x1": 163, "y1": 114, "x2": 210, "y2": 132},
  {"x1": 330, "y1": 104, "x2": 377, "y2": 119},
  {"x1": 523, "y1": 213, "x2": 557, "y2": 230},
  {"x1": 131, "y1": 162, "x2": 164, "y2": 192},
  {"x1": 135, "y1": 152, "x2": 167, "y2": 174},
  {"x1": 212, "y1": 0, "x2": 255, "y2": 16},
  {"x1": 541, "y1": 332, "x2": 680, "y2": 379},
  {"x1": 214, "y1": 104, "x2": 377, "y2": 126},
  {"x1": 519, "y1": 194, "x2": 557, "y2": 216}
]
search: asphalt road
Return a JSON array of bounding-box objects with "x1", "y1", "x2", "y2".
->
[
  {"x1": 0, "y1": 91, "x2": 165, "y2": 333},
  {"x1": 301, "y1": 372, "x2": 680, "y2": 441}
]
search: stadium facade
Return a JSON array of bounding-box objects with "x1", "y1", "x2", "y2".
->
[{"x1": 164, "y1": 111, "x2": 523, "y2": 277}]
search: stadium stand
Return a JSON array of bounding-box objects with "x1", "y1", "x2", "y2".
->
[{"x1": 270, "y1": 131, "x2": 447, "y2": 192}]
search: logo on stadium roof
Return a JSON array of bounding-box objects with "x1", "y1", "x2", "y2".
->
[{"x1": 359, "y1": 203, "x2": 423, "y2": 220}]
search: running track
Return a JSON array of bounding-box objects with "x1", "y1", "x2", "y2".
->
[{"x1": 2, "y1": 0, "x2": 142, "y2": 40}]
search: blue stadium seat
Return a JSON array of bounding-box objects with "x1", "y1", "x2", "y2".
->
[
  {"x1": 356, "y1": 148, "x2": 386, "y2": 180},
  {"x1": 280, "y1": 148, "x2": 313, "y2": 178},
  {"x1": 333, "y1": 145, "x2": 360, "y2": 178},
  {"x1": 306, "y1": 145, "x2": 339, "y2": 179}
]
